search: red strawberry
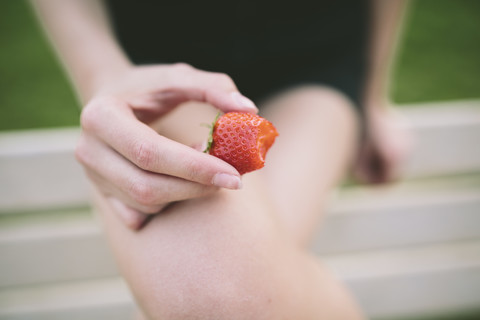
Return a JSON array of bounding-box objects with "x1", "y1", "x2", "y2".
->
[{"x1": 207, "y1": 112, "x2": 278, "y2": 175}]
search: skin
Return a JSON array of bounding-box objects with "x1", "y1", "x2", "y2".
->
[
  {"x1": 74, "y1": 64, "x2": 259, "y2": 228},
  {"x1": 31, "y1": 0, "x2": 410, "y2": 318},
  {"x1": 95, "y1": 88, "x2": 364, "y2": 319},
  {"x1": 355, "y1": 0, "x2": 413, "y2": 184}
]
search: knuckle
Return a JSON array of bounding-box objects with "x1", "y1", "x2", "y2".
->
[
  {"x1": 74, "y1": 136, "x2": 89, "y2": 166},
  {"x1": 184, "y1": 160, "x2": 205, "y2": 182},
  {"x1": 128, "y1": 178, "x2": 157, "y2": 207},
  {"x1": 213, "y1": 72, "x2": 234, "y2": 87},
  {"x1": 133, "y1": 141, "x2": 156, "y2": 170},
  {"x1": 80, "y1": 96, "x2": 116, "y2": 132},
  {"x1": 173, "y1": 62, "x2": 194, "y2": 72},
  {"x1": 80, "y1": 103, "x2": 98, "y2": 132}
]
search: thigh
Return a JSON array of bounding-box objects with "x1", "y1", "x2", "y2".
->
[
  {"x1": 260, "y1": 85, "x2": 360, "y2": 246},
  {"x1": 93, "y1": 175, "x2": 288, "y2": 319},
  {"x1": 93, "y1": 179, "x2": 363, "y2": 320}
]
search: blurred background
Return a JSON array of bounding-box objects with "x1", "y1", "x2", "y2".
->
[
  {"x1": 1, "y1": 0, "x2": 480, "y2": 319},
  {"x1": 1, "y1": 0, "x2": 480, "y2": 130}
]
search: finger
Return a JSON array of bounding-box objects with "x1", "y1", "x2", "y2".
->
[
  {"x1": 84, "y1": 167, "x2": 152, "y2": 230},
  {"x1": 190, "y1": 140, "x2": 208, "y2": 152},
  {"x1": 107, "y1": 197, "x2": 150, "y2": 230},
  {"x1": 76, "y1": 133, "x2": 221, "y2": 210},
  {"x1": 148, "y1": 88, "x2": 259, "y2": 115},
  {"x1": 205, "y1": 90, "x2": 259, "y2": 114},
  {"x1": 369, "y1": 152, "x2": 388, "y2": 184},
  {"x1": 171, "y1": 66, "x2": 259, "y2": 114},
  {"x1": 353, "y1": 144, "x2": 385, "y2": 184},
  {"x1": 353, "y1": 160, "x2": 377, "y2": 184},
  {"x1": 84, "y1": 167, "x2": 166, "y2": 214},
  {"x1": 81, "y1": 96, "x2": 243, "y2": 189}
]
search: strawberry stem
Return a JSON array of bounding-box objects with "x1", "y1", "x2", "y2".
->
[{"x1": 204, "y1": 111, "x2": 222, "y2": 153}]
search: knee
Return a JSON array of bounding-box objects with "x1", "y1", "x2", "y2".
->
[
  {"x1": 266, "y1": 85, "x2": 360, "y2": 131},
  {"x1": 292, "y1": 85, "x2": 358, "y2": 117},
  {"x1": 136, "y1": 237, "x2": 281, "y2": 319},
  {"x1": 128, "y1": 194, "x2": 287, "y2": 320},
  {"x1": 138, "y1": 270, "x2": 271, "y2": 319}
]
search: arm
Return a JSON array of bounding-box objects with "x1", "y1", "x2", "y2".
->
[
  {"x1": 31, "y1": 0, "x2": 259, "y2": 229},
  {"x1": 363, "y1": 0, "x2": 408, "y2": 112},
  {"x1": 31, "y1": 0, "x2": 130, "y2": 103},
  {"x1": 354, "y1": 0, "x2": 412, "y2": 184}
]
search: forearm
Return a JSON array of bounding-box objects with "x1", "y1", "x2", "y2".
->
[
  {"x1": 31, "y1": 0, "x2": 131, "y2": 104},
  {"x1": 364, "y1": 0, "x2": 408, "y2": 114}
]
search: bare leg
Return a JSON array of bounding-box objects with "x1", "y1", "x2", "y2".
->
[
  {"x1": 94, "y1": 85, "x2": 364, "y2": 319},
  {"x1": 260, "y1": 85, "x2": 359, "y2": 246}
]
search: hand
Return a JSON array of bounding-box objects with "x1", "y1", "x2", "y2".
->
[
  {"x1": 75, "y1": 63, "x2": 258, "y2": 229},
  {"x1": 353, "y1": 106, "x2": 413, "y2": 184}
]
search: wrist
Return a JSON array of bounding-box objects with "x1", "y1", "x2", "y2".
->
[{"x1": 78, "y1": 55, "x2": 132, "y2": 104}]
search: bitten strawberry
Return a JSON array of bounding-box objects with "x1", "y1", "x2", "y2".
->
[{"x1": 206, "y1": 112, "x2": 278, "y2": 175}]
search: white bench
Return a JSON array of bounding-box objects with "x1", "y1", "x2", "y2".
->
[{"x1": 1, "y1": 100, "x2": 480, "y2": 319}]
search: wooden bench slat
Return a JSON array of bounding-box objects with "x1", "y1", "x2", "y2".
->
[
  {"x1": 0, "y1": 128, "x2": 89, "y2": 213},
  {"x1": 313, "y1": 174, "x2": 480, "y2": 254},
  {"x1": 0, "y1": 209, "x2": 118, "y2": 288},
  {"x1": 324, "y1": 240, "x2": 480, "y2": 319},
  {"x1": 0, "y1": 276, "x2": 134, "y2": 320}
]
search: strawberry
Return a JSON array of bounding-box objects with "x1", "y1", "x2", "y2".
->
[{"x1": 206, "y1": 112, "x2": 278, "y2": 175}]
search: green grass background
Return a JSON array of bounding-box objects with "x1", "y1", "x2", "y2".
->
[
  {"x1": 1, "y1": 0, "x2": 480, "y2": 131},
  {"x1": 0, "y1": 0, "x2": 79, "y2": 131},
  {"x1": 392, "y1": 0, "x2": 480, "y2": 103}
]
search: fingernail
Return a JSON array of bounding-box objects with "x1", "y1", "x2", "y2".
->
[
  {"x1": 212, "y1": 173, "x2": 242, "y2": 189},
  {"x1": 231, "y1": 92, "x2": 258, "y2": 113}
]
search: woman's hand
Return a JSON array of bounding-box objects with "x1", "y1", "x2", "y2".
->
[
  {"x1": 353, "y1": 107, "x2": 412, "y2": 184},
  {"x1": 75, "y1": 63, "x2": 258, "y2": 229}
]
